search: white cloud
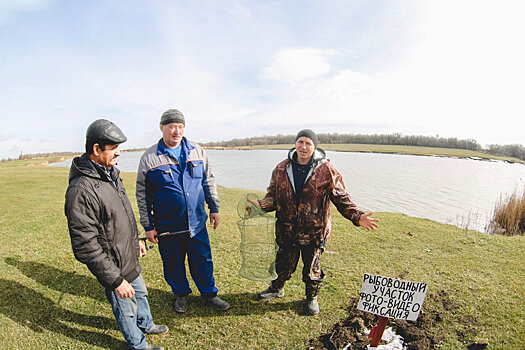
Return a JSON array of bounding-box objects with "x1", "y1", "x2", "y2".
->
[
  {"x1": 251, "y1": 1, "x2": 525, "y2": 146},
  {"x1": 261, "y1": 48, "x2": 340, "y2": 84},
  {"x1": 378, "y1": 0, "x2": 525, "y2": 144}
]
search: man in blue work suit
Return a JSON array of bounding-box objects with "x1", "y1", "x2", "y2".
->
[{"x1": 136, "y1": 109, "x2": 229, "y2": 313}]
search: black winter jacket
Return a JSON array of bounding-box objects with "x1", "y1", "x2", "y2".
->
[{"x1": 65, "y1": 154, "x2": 142, "y2": 289}]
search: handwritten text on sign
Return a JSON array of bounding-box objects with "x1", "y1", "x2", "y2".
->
[{"x1": 357, "y1": 274, "x2": 428, "y2": 321}]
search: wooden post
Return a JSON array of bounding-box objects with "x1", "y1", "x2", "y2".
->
[{"x1": 368, "y1": 316, "x2": 389, "y2": 347}]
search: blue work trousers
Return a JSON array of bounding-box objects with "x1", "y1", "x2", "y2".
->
[
  {"x1": 105, "y1": 274, "x2": 155, "y2": 349},
  {"x1": 158, "y1": 227, "x2": 218, "y2": 297}
]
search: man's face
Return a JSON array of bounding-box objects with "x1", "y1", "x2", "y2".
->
[
  {"x1": 160, "y1": 122, "x2": 185, "y2": 148},
  {"x1": 295, "y1": 136, "x2": 315, "y2": 164},
  {"x1": 92, "y1": 144, "x2": 120, "y2": 168}
]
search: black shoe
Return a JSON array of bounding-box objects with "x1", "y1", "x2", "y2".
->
[
  {"x1": 144, "y1": 324, "x2": 169, "y2": 335},
  {"x1": 202, "y1": 296, "x2": 230, "y2": 311},
  {"x1": 173, "y1": 295, "x2": 189, "y2": 313},
  {"x1": 256, "y1": 287, "x2": 284, "y2": 301},
  {"x1": 305, "y1": 296, "x2": 319, "y2": 315}
]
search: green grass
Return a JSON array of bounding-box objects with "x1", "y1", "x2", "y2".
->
[
  {"x1": 0, "y1": 163, "x2": 524, "y2": 349},
  {"x1": 248, "y1": 143, "x2": 524, "y2": 163}
]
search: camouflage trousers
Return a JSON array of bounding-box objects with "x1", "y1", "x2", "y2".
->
[{"x1": 270, "y1": 241, "x2": 326, "y2": 298}]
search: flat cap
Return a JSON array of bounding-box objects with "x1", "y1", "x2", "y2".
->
[
  {"x1": 86, "y1": 119, "x2": 127, "y2": 144},
  {"x1": 160, "y1": 109, "x2": 185, "y2": 125}
]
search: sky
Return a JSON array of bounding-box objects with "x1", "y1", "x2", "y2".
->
[{"x1": 1, "y1": 0, "x2": 524, "y2": 159}]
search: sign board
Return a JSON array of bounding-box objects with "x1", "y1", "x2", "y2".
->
[{"x1": 357, "y1": 273, "x2": 428, "y2": 321}]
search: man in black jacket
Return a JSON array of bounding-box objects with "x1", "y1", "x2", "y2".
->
[{"x1": 65, "y1": 119, "x2": 167, "y2": 350}]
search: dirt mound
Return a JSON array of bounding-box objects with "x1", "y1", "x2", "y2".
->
[{"x1": 308, "y1": 290, "x2": 457, "y2": 350}]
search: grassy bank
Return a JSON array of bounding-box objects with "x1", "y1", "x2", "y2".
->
[{"x1": 0, "y1": 162, "x2": 524, "y2": 349}]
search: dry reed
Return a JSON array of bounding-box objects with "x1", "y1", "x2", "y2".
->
[{"x1": 489, "y1": 189, "x2": 525, "y2": 236}]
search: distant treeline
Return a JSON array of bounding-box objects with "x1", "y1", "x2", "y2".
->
[
  {"x1": 203, "y1": 133, "x2": 525, "y2": 161},
  {"x1": 4, "y1": 133, "x2": 524, "y2": 162},
  {"x1": 3, "y1": 149, "x2": 148, "y2": 162},
  {"x1": 0, "y1": 151, "x2": 79, "y2": 162}
]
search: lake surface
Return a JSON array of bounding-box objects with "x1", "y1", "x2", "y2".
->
[{"x1": 52, "y1": 149, "x2": 525, "y2": 232}]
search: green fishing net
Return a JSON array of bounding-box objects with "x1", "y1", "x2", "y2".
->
[{"x1": 236, "y1": 193, "x2": 277, "y2": 281}]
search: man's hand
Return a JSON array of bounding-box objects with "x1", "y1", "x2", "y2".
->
[
  {"x1": 246, "y1": 198, "x2": 261, "y2": 213},
  {"x1": 139, "y1": 240, "x2": 147, "y2": 257},
  {"x1": 359, "y1": 212, "x2": 380, "y2": 231},
  {"x1": 146, "y1": 229, "x2": 158, "y2": 244},
  {"x1": 210, "y1": 213, "x2": 220, "y2": 229},
  {"x1": 115, "y1": 279, "x2": 135, "y2": 298}
]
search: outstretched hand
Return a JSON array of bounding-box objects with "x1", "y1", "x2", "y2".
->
[{"x1": 359, "y1": 212, "x2": 380, "y2": 231}]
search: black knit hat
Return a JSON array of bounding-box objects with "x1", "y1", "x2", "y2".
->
[
  {"x1": 160, "y1": 109, "x2": 185, "y2": 125},
  {"x1": 295, "y1": 129, "x2": 318, "y2": 148},
  {"x1": 86, "y1": 119, "x2": 127, "y2": 144}
]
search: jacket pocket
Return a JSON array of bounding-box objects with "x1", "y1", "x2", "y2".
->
[
  {"x1": 189, "y1": 161, "x2": 204, "y2": 178},
  {"x1": 148, "y1": 166, "x2": 175, "y2": 185}
]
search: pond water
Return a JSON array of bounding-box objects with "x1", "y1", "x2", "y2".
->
[{"x1": 52, "y1": 149, "x2": 525, "y2": 232}]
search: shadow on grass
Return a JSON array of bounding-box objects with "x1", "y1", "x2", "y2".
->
[
  {"x1": 5, "y1": 257, "x2": 307, "y2": 321},
  {"x1": 5, "y1": 257, "x2": 174, "y2": 313},
  {"x1": 0, "y1": 278, "x2": 124, "y2": 349},
  {"x1": 5, "y1": 257, "x2": 107, "y2": 302},
  {"x1": 148, "y1": 292, "x2": 306, "y2": 320}
]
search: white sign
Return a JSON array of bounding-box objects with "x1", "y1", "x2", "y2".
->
[{"x1": 357, "y1": 273, "x2": 428, "y2": 321}]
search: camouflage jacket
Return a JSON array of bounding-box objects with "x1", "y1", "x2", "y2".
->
[{"x1": 259, "y1": 148, "x2": 363, "y2": 246}]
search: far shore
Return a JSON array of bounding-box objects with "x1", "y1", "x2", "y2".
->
[
  {"x1": 203, "y1": 143, "x2": 524, "y2": 164},
  {"x1": 2, "y1": 143, "x2": 523, "y2": 166}
]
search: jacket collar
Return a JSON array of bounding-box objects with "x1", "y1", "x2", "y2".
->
[
  {"x1": 69, "y1": 153, "x2": 120, "y2": 183},
  {"x1": 286, "y1": 147, "x2": 327, "y2": 193},
  {"x1": 287, "y1": 147, "x2": 327, "y2": 166},
  {"x1": 156, "y1": 136, "x2": 194, "y2": 156}
]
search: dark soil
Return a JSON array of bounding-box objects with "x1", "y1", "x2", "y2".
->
[{"x1": 308, "y1": 290, "x2": 486, "y2": 350}]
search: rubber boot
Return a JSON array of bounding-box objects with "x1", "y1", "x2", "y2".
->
[
  {"x1": 305, "y1": 283, "x2": 321, "y2": 315},
  {"x1": 305, "y1": 296, "x2": 319, "y2": 315},
  {"x1": 256, "y1": 286, "x2": 285, "y2": 301}
]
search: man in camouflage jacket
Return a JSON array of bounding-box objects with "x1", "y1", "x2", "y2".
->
[{"x1": 251, "y1": 129, "x2": 379, "y2": 315}]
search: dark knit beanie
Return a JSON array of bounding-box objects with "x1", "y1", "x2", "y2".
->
[
  {"x1": 160, "y1": 109, "x2": 185, "y2": 125},
  {"x1": 295, "y1": 129, "x2": 318, "y2": 148}
]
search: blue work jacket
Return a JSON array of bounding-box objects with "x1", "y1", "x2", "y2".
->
[{"x1": 136, "y1": 138, "x2": 220, "y2": 237}]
